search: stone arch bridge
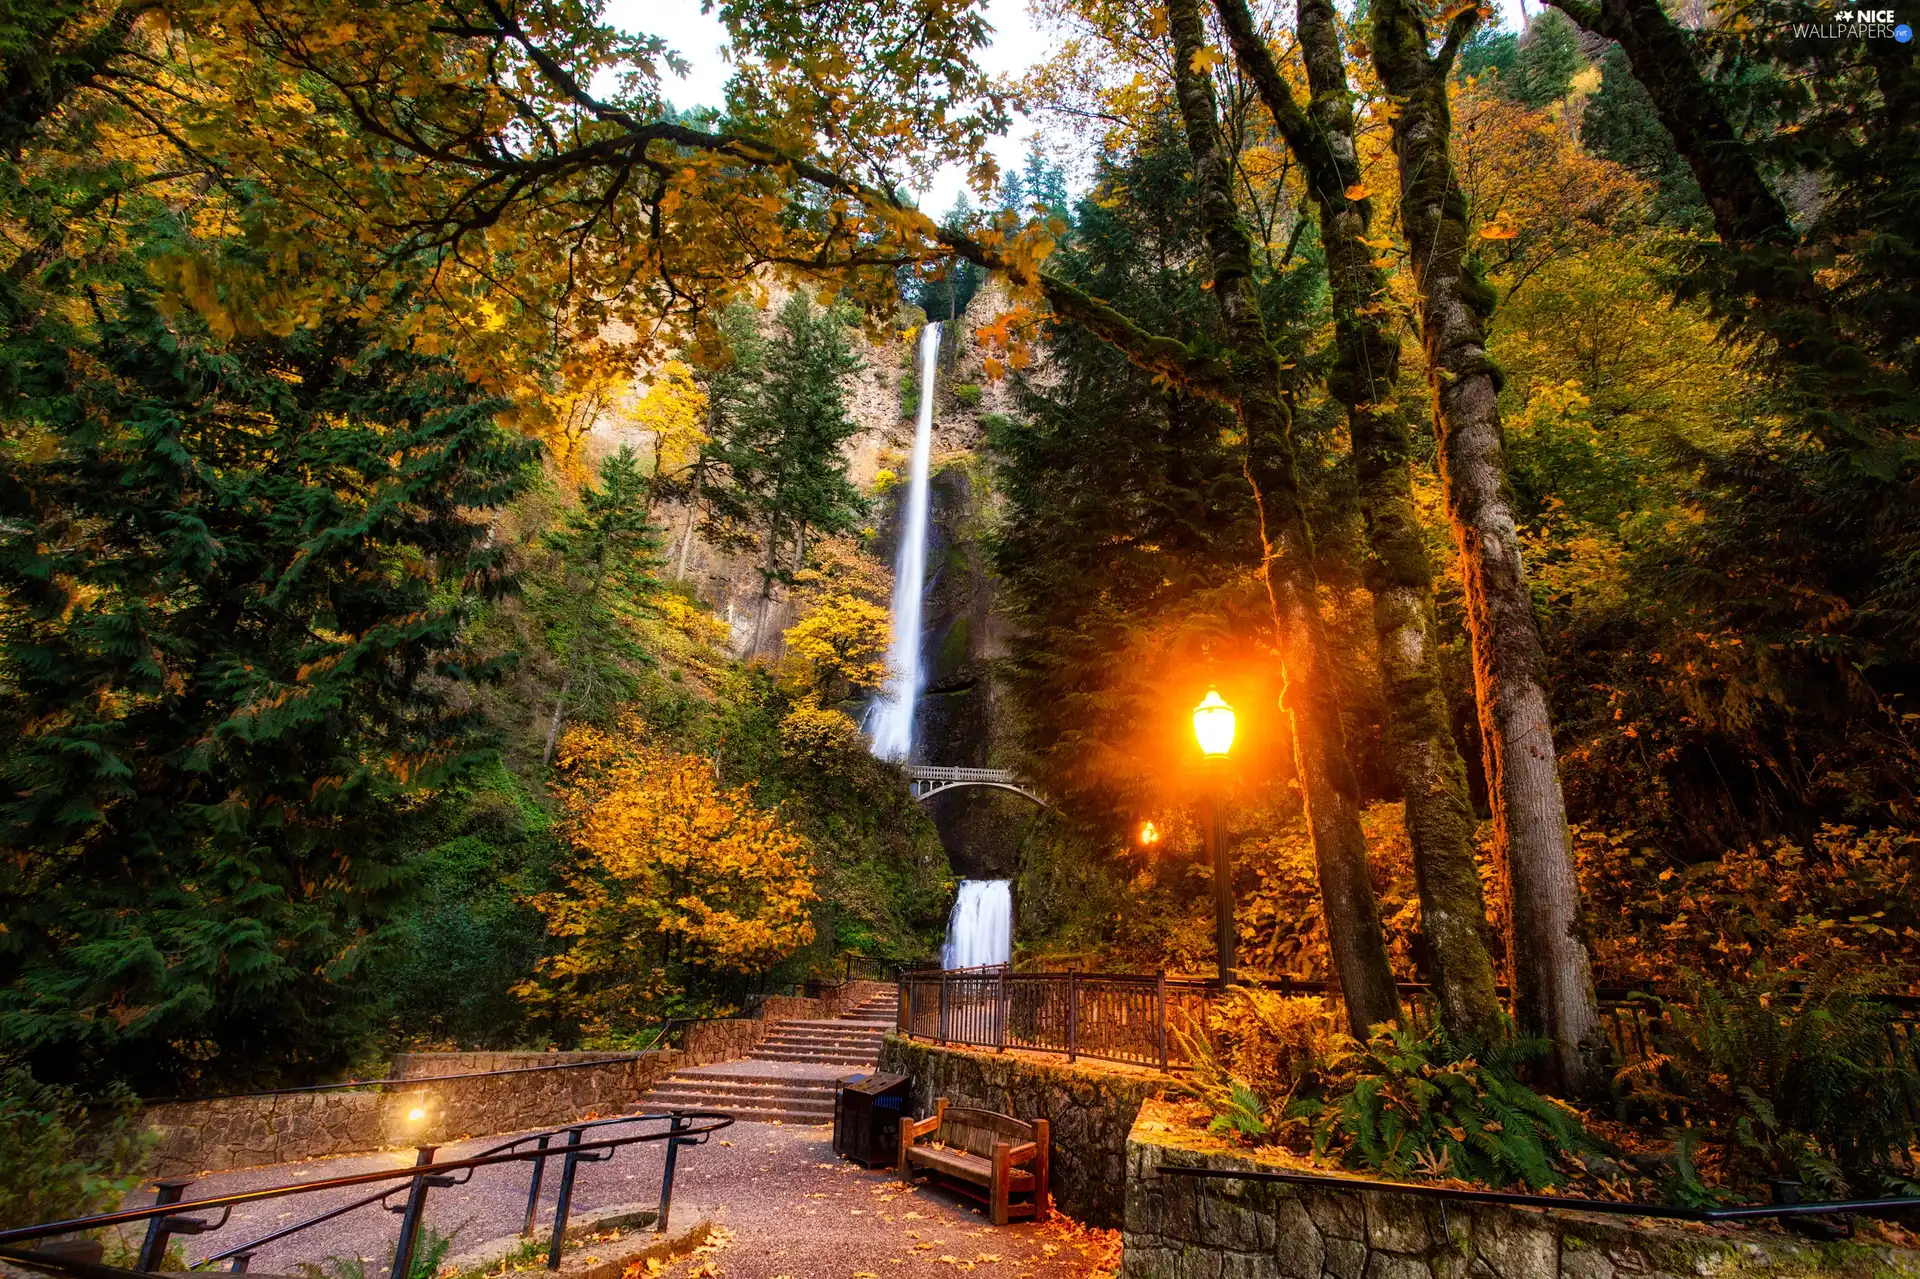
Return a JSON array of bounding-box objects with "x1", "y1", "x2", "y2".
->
[{"x1": 903, "y1": 765, "x2": 1051, "y2": 810}]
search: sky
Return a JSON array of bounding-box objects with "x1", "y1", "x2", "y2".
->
[{"x1": 610, "y1": 0, "x2": 1532, "y2": 213}]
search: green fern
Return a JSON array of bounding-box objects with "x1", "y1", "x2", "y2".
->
[
  {"x1": 1619, "y1": 963, "x2": 1920, "y2": 1198},
  {"x1": 1303, "y1": 1021, "x2": 1600, "y2": 1190},
  {"x1": 1209, "y1": 1081, "x2": 1271, "y2": 1140}
]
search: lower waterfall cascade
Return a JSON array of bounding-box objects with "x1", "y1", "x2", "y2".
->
[{"x1": 942, "y1": 878, "x2": 1012, "y2": 969}]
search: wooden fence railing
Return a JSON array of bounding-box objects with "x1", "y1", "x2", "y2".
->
[{"x1": 895, "y1": 968, "x2": 1920, "y2": 1081}]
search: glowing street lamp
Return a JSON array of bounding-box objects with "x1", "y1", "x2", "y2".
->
[
  {"x1": 1192, "y1": 687, "x2": 1236, "y2": 987},
  {"x1": 1138, "y1": 820, "x2": 1161, "y2": 847},
  {"x1": 1192, "y1": 687, "x2": 1236, "y2": 758}
]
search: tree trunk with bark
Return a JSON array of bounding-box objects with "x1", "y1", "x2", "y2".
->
[
  {"x1": 1370, "y1": 0, "x2": 1605, "y2": 1090},
  {"x1": 1212, "y1": 0, "x2": 1504, "y2": 1041},
  {"x1": 1168, "y1": 0, "x2": 1402, "y2": 1037}
]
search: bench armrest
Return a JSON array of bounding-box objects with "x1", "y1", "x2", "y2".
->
[
  {"x1": 904, "y1": 1097, "x2": 948, "y2": 1144},
  {"x1": 1005, "y1": 1141, "x2": 1039, "y2": 1165}
]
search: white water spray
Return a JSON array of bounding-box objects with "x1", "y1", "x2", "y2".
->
[
  {"x1": 870, "y1": 321, "x2": 940, "y2": 762},
  {"x1": 942, "y1": 879, "x2": 1012, "y2": 969}
]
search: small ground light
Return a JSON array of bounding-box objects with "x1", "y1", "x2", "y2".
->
[
  {"x1": 407, "y1": 1107, "x2": 427, "y2": 1122},
  {"x1": 1138, "y1": 820, "x2": 1160, "y2": 846}
]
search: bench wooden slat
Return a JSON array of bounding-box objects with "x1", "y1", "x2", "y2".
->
[
  {"x1": 907, "y1": 1146, "x2": 1036, "y2": 1190},
  {"x1": 898, "y1": 1098, "x2": 1050, "y2": 1226}
]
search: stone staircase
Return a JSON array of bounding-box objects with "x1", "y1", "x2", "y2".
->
[{"x1": 641, "y1": 990, "x2": 898, "y2": 1124}]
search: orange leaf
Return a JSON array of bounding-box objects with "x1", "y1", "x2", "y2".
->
[
  {"x1": 1478, "y1": 223, "x2": 1519, "y2": 241},
  {"x1": 1344, "y1": 184, "x2": 1369, "y2": 200}
]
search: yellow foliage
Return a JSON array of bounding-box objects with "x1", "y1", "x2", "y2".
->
[
  {"x1": 778, "y1": 698, "x2": 865, "y2": 766},
  {"x1": 1575, "y1": 823, "x2": 1920, "y2": 993},
  {"x1": 1236, "y1": 802, "x2": 1431, "y2": 981},
  {"x1": 518, "y1": 718, "x2": 818, "y2": 1031},
  {"x1": 630, "y1": 360, "x2": 710, "y2": 478},
  {"x1": 783, "y1": 593, "x2": 891, "y2": 695}
]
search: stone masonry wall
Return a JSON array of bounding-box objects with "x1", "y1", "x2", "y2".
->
[
  {"x1": 879, "y1": 1033, "x2": 1182, "y2": 1229},
  {"x1": 142, "y1": 981, "x2": 892, "y2": 1176},
  {"x1": 145, "y1": 1052, "x2": 681, "y2": 1178},
  {"x1": 1121, "y1": 1099, "x2": 1920, "y2": 1279}
]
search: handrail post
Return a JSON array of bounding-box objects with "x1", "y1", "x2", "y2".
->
[
  {"x1": 388, "y1": 1147, "x2": 439, "y2": 1279},
  {"x1": 1066, "y1": 971, "x2": 1079, "y2": 1062},
  {"x1": 656, "y1": 1114, "x2": 688, "y2": 1234},
  {"x1": 996, "y1": 969, "x2": 1008, "y2": 1053},
  {"x1": 938, "y1": 973, "x2": 950, "y2": 1045},
  {"x1": 546, "y1": 1128, "x2": 585, "y2": 1270},
  {"x1": 137, "y1": 1181, "x2": 191, "y2": 1271},
  {"x1": 229, "y1": 1253, "x2": 254, "y2": 1273},
  {"x1": 1155, "y1": 970, "x2": 1168, "y2": 1070},
  {"x1": 521, "y1": 1133, "x2": 552, "y2": 1236}
]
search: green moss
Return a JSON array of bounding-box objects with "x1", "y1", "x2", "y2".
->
[
  {"x1": 935, "y1": 616, "x2": 972, "y2": 679},
  {"x1": 952, "y1": 383, "x2": 983, "y2": 407}
]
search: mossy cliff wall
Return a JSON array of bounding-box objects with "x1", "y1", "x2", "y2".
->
[
  {"x1": 880, "y1": 1034, "x2": 1183, "y2": 1228},
  {"x1": 1121, "y1": 1099, "x2": 1919, "y2": 1279}
]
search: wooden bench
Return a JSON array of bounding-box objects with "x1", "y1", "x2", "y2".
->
[{"x1": 897, "y1": 1098, "x2": 1050, "y2": 1225}]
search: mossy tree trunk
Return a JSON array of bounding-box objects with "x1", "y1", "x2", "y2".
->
[
  {"x1": 1211, "y1": 0, "x2": 1505, "y2": 1042},
  {"x1": 1166, "y1": 0, "x2": 1401, "y2": 1038},
  {"x1": 1369, "y1": 0, "x2": 1605, "y2": 1091}
]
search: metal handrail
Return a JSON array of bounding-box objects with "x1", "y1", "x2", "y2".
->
[
  {"x1": 0, "y1": 1110, "x2": 735, "y2": 1277},
  {"x1": 1152, "y1": 1163, "x2": 1920, "y2": 1224}
]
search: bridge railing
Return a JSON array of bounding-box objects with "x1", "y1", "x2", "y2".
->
[{"x1": 902, "y1": 766, "x2": 1018, "y2": 782}]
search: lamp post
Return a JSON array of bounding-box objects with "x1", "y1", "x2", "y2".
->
[{"x1": 1192, "y1": 687, "x2": 1236, "y2": 988}]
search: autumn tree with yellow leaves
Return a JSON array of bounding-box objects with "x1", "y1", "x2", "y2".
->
[{"x1": 519, "y1": 719, "x2": 819, "y2": 1030}]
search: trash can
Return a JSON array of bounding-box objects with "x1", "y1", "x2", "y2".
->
[{"x1": 833, "y1": 1071, "x2": 910, "y2": 1168}]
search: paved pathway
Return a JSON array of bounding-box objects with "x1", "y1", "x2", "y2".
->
[{"x1": 135, "y1": 1120, "x2": 1115, "y2": 1279}]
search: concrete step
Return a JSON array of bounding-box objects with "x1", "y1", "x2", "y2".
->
[
  {"x1": 747, "y1": 1048, "x2": 879, "y2": 1064},
  {"x1": 649, "y1": 1074, "x2": 838, "y2": 1095},
  {"x1": 641, "y1": 1085, "x2": 836, "y2": 1124},
  {"x1": 645, "y1": 1083, "x2": 833, "y2": 1098},
  {"x1": 759, "y1": 1033, "x2": 884, "y2": 1049},
  {"x1": 781, "y1": 1018, "x2": 891, "y2": 1030},
  {"x1": 760, "y1": 1021, "x2": 887, "y2": 1044}
]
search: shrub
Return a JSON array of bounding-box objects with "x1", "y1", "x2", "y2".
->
[
  {"x1": 1178, "y1": 990, "x2": 1348, "y2": 1144},
  {"x1": 952, "y1": 383, "x2": 984, "y2": 407},
  {"x1": 1618, "y1": 965, "x2": 1920, "y2": 1201},
  {"x1": 1300, "y1": 1023, "x2": 1601, "y2": 1189},
  {"x1": 0, "y1": 1065, "x2": 152, "y2": 1229}
]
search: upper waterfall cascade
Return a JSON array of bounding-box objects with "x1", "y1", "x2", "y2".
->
[{"x1": 869, "y1": 320, "x2": 940, "y2": 762}]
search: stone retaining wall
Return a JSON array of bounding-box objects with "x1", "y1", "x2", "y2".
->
[
  {"x1": 879, "y1": 1033, "x2": 1182, "y2": 1229},
  {"x1": 1120, "y1": 1099, "x2": 1919, "y2": 1279},
  {"x1": 145, "y1": 1052, "x2": 681, "y2": 1177},
  {"x1": 143, "y1": 979, "x2": 893, "y2": 1177}
]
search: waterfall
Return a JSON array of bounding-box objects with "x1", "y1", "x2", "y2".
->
[
  {"x1": 869, "y1": 320, "x2": 940, "y2": 762},
  {"x1": 942, "y1": 879, "x2": 1012, "y2": 969}
]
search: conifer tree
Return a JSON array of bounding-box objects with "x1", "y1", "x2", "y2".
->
[
  {"x1": 700, "y1": 294, "x2": 866, "y2": 654},
  {"x1": 538, "y1": 447, "x2": 664, "y2": 763},
  {"x1": 0, "y1": 283, "x2": 535, "y2": 1093}
]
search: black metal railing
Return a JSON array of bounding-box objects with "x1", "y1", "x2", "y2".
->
[
  {"x1": 898, "y1": 966, "x2": 1216, "y2": 1069},
  {"x1": 1152, "y1": 1163, "x2": 1920, "y2": 1236},
  {"x1": 896, "y1": 968, "x2": 1920, "y2": 1078},
  {"x1": 0, "y1": 1109, "x2": 733, "y2": 1279}
]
